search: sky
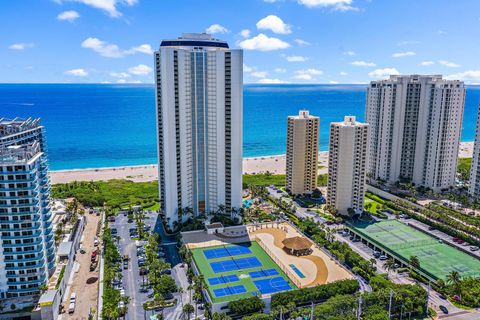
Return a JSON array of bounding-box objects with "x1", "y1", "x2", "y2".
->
[{"x1": 1, "y1": 0, "x2": 480, "y2": 84}]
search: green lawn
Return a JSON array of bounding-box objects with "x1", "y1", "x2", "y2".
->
[
  {"x1": 364, "y1": 197, "x2": 382, "y2": 214},
  {"x1": 190, "y1": 241, "x2": 297, "y2": 303},
  {"x1": 458, "y1": 157, "x2": 472, "y2": 181},
  {"x1": 349, "y1": 220, "x2": 480, "y2": 281}
]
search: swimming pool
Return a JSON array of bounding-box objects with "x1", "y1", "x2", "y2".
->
[
  {"x1": 243, "y1": 199, "x2": 254, "y2": 208},
  {"x1": 289, "y1": 264, "x2": 306, "y2": 278}
]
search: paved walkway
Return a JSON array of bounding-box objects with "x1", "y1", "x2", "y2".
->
[{"x1": 63, "y1": 213, "x2": 102, "y2": 320}]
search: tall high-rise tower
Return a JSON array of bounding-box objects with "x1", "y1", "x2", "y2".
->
[
  {"x1": 469, "y1": 104, "x2": 480, "y2": 198},
  {"x1": 0, "y1": 118, "x2": 55, "y2": 299},
  {"x1": 366, "y1": 75, "x2": 465, "y2": 191},
  {"x1": 327, "y1": 116, "x2": 369, "y2": 215},
  {"x1": 286, "y1": 110, "x2": 319, "y2": 195},
  {"x1": 155, "y1": 33, "x2": 243, "y2": 228}
]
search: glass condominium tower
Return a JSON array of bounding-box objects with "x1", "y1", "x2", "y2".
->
[
  {"x1": 155, "y1": 33, "x2": 243, "y2": 228},
  {"x1": 0, "y1": 118, "x2": 55, "y2": 299}
]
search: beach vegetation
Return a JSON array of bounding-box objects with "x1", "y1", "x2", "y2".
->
[
  {"x1": 52, "y1": 180, "x2": 159, "y2": 211},
  {"x1": 457, "y1": 158, "x2": 472, "y2": 182}
]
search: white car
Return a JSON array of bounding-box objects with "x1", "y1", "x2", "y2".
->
[
  {"x1": 68, "y1": 293, "x2": 76, "y2": 313},
  {"x1": 379, "y1": 255, "x2": 388, "y2": 261}
]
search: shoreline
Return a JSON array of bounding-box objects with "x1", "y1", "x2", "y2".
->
[{"x1": 49, "y1": 141, "x2": 474, "y2": 184}]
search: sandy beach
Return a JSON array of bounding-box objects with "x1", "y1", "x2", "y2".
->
[{"x1": 49, "y1": 141, "x2": 474, "y2": 184}]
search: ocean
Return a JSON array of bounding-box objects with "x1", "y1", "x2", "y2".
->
[{"x1": 0, "y1": 84, "x2": 479, "y2": 170}]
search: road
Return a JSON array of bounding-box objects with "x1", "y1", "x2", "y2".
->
[{"x1": 63, "y1": 213, "x2": 101, "y2": 320}]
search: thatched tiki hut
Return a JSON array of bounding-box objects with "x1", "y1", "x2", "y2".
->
[{"x1": 282, "y1": 236, "x2": 313, "y2": 256}]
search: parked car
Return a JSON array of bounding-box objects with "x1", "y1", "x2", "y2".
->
[
  {"x1": 111, "y1": 228, "x2": 118, "y2": 235},
  {"x1": 123, "y1": 260, "x2": 129, "y2": 270},
  {"x1": 373, "y1": 251, "x2": 381, "y2": 258},
  {"x1": 68, "y1": 293, "x2": 76, "y2": 314},
  {"x1": 379, "y1": 255, "x2": 388, "y2": 261},
  {"x1": 160, "y1": 269, "x2": 171, "y2": 275},
  {"x1": 470, "y1": 246, "x2": 479, "y2": 251},
  {"x1": 439, "y1": 305, "x2": 448, "y2": 314}
]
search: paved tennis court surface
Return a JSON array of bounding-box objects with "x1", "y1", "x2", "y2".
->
[
  {"x1": 190, "y1": 242, "x2": 296, "y2": 303},
  {"x1": 204, "y1": 245, "x2": 252, "y2": 259},
  {"x1": 249, "y1": 268, "x2": 279, "y2": 279},
  {"x1": 254, "y1": 276, "x2": 292, "y2": 294},
  {"x1": 350, "y1": 220, "x2": 480, "y2": 280}
]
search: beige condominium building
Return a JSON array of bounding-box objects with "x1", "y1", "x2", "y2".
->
[
  {"x1": 327, "y1": 116, "x2": 369, "y2": 215},
  {"x1": 286, "y1": 110, "x2": 320, "y2": 195},
  {"x1": 366, "y1": 75, "x2": 465, "y2": 191}
]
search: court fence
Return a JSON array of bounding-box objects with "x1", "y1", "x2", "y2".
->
[{"x1": 253, "y1": 235, "x2": 303, "y2": 289}]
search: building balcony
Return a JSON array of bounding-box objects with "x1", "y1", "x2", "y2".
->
[
  {"x1": 5, "y1": 253, "x2": 44, "y2": 263},
  {"x1": 1, "y1": 230, "x2": 42, "y2": 240},
  {"x1": 2, "y1": 238, "x2": 43, "y2": 247},
  {"x1": 6, "y1": 261, "x2": 45, "y2": 271}
]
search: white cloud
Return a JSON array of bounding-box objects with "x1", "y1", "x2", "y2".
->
[
  {"x1": 81, "y1": 37, "x2": 152, "y2": 58},
  {"x1": 294, "y1": 68, "x2": 323, "y2": 80},
  {"x1": 110, "y1": 72, "x2": 131, "y2": 78},
  {"x1": 446, "y1": 70, "x2": 480, "y2": 82},
  {"x1": 57, "y1": 0, "x2": 138, "y2": 18},
  {"x1": 344, "y1": 51, "x2": 356, "y2": 56},
  {"x1": 368, "y1": 68, "x2": 400, "y2": 78},
  {"x1": 238, "y1": 33, "x2": 290, "y2": 51},
  {"x1": 243, "y1": 64, "x2": 254, "y2": 73},
  {"x1": 117, "y1": 79, "x2": 143, "y2": 84},
  {"x1": 420, "y1": 61, "x2": 435, "y2": 66},
  {"x1": 64, "y1": 68, "x2": 88, "y2": 77},
  {"x1": 239, "y1": 29, "x2": 251, "y2": 38},
  {"x1": 275, "y1": 68, "x2": 287, "y2": 73},
  {"x1": 294, "y1": 39, "x2": 311, "y2": 46},
  {"x1": 437, "y1": 30, "x2": 447, "y2": 35},
  {"x1": 264, "y1": 0, "x2": 282, "y2": 2},
  {"x1": 329, "y1": 80, "x2": 339, "y2": 84},
  {"x1": 351, "y1": 60, "x2": 376, "y2": 67},
  {"x1": 298, "y1": 0, "x2": 358, "y2": 11},
  {"x1": 397, "y1": 40, "x2": 420, "y2": 46},
  {"x1": 8, "y1": 43, "x2": 34, "y2": 50},
  {"x1": 256, "y1": 15, "x2": 292, "y2": 34},
  {"x1": 251, "y1": 71, "x2": 268, "y2": 78},
  {"x1": 438, "y1": 60, "x2": 460, "y2": 68},
  {"x1": 392, "y1": 51, "x2": 416, "y2": 58},
  {"x1": 339, "y1": 71, "x2": 348, "y2": 76},
  {"x1": 57, "y1": 10, "x2": 80, "y2": 22},
  {"x1": 206, "y1": 24, "x2": 229, "y2": 34},
  {"x1": 257, "y1": 78, "x2": 289, "y2": 84},
  {"x1": 128, "y1": 64, "x2": 152, "y2": 75},
  {"x1": 286, "y1": 55, "x2": 309, "y2": 62}
]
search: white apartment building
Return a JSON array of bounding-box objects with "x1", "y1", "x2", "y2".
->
[
  {"x1": 154, "y1": 33, "x2": 243, "y2": 228},
  {"x1": 286, "y1": 110, "x2": 320, "y2": 195},
  {"x1": 0, "y1": 118, "x2": 55, "y2": 300},
  {"x1": 327, "y1": 116, "x2": 369, "y2": 215},
  {"x1": 469, "y1": 104, "x2": 480, "y2": 198},
  {"x1": 366, "y1": 75, "x2": 465, "y2": 191}
]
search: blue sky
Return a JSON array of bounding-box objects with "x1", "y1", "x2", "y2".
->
[{"x1": 1, "y1": 0, "x2": 480, "y2": 84}]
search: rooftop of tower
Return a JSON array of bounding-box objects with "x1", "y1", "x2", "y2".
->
[
  {"x1": 0, "y1": 117, "x2": 42, "y2": 140},
  {"x1": 160, "y1": 33, "x2": 229, "y2": 49}
]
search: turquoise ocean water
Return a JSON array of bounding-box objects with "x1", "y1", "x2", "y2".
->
[{"x1": 0, "y1": 84, "x2": 478, "y2": 170}]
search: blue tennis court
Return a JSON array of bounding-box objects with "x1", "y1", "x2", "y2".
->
[
  {"x1": 208, "y1": 274, "x2": 239, "y2": 285},
  {"x1": 210, "y1": 256, "x2": 262, "y2": 273},
  {"x1": 249, "y1": 268, "x2": 279, "y2": 279},
  {"x1": 203, "y1": 246, "x2": 252, "y2": 259},
  {"x1": 254, "y1": 276, "x2": 292, "y2": 294},
  {"x1": 213, "y1": 285, "x2": 247, "y2": 297}
]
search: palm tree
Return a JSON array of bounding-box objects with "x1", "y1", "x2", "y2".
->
[
  {"x1": 446, "y1": 271, "x2": 462, "y2": 299},
  {"x1": 182, "y1": 303, "x2": 194, "y2": 320},
  {"x1": 369, "y1": 258, "x2": 376, "y2": 268},
  {"x1": 409, "y1": 255, "x2": 420, "y2": 271},
  {"x1": 383, "y1": 258, "x2": 395, "y2": 276}
]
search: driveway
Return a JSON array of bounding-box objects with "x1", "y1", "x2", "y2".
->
[{"x1": 63, "y1": 213, "x2": 101, "y2": 319}]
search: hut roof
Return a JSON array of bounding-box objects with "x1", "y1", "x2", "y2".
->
[{"x1": 282, "y1": 236, "x2": 313, "y2": 251}]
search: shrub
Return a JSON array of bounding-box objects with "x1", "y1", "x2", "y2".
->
[{"x1": 228, "y1": 296, "x2": 265, "y2": 316}]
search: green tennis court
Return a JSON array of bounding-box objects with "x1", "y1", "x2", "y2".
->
[
  {"x1": 190, "y1": 241, "x2": 296, "y2": 303},
  {"x1": 349, "y1": 220, "x2": 480, "y2": 281}
]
